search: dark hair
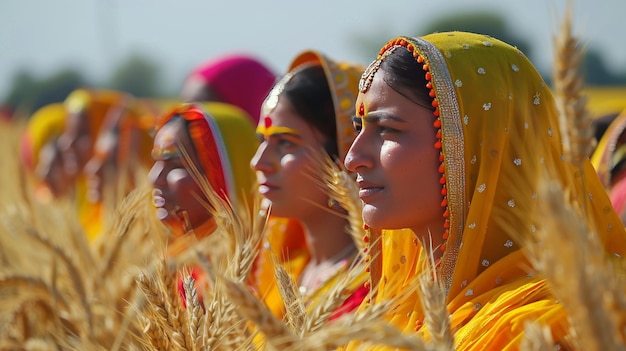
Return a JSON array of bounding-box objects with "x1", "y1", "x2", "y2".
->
[
  {"x1": 379, "y1": 48, "x2": 434, "y2": 111},
  {"x1": 282, "y1": 65, "x2": 338, "y2": 158}
]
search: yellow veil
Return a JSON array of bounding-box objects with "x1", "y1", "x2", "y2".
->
[
  {"x1": 20, "y1": 103, "x2": 66, "y2": 171},
  {"x1": 355, "y1": 32, "x2": 626, "y2": 350}
]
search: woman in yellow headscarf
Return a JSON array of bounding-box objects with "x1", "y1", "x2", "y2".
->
[
  {"x1": 19, "y1": 103, "x2": 69, "y2": 202},
  {"x1": 344, "y1": 33, "x2": 626, "y2": 350},
  {"x1": 250, "y1": 51, "x2": 367, "y2": 318}
]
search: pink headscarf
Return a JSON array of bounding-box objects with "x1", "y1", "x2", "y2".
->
[{"x1": 189, "y1": 54, "x2": 276, "y2": 124}]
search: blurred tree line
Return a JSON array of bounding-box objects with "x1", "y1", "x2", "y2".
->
[
  {"x1": 4, "y1": 11, "x2": 626, "y2": 118},
  {"x1": 3, "y1": 52, "x2": 164, "y2": 118}
]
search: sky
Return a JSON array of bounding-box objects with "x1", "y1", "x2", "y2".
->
[{"x1": 1, "y1": 0, "x2": 625, "y2": 99}]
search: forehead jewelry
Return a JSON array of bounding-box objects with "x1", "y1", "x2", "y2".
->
[
  {"x1": 261, "y1": 62, "x2": 317, "y2": 118},
  {"x1": 359, "y1": 46, "x2": 400, "y2": 93}
]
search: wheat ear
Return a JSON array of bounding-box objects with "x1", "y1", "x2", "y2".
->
[
  {"x1": 520, "y1": 321, "x2": 555, "y2": 351},
  {"x1": 529, "y1": 178, "x2": 624, "y2": 350},
  {"x1": 553, "y1": 2, "x2": 594, "y2": 167},
  {"x1": 306, "y1": 148, "x2": 365, "y2": 252},
  {"x1": 418, "y1": 244, "x2": 454, "y2": 351},
  {"x1": 273, "y1": 259, "x2": 306, "y2": 334}
]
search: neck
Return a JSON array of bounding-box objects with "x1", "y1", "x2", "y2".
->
[
  {"x1": 411, "y1": 222, "x2": 446, "y2": 263},
  {"x1": 299, "y1": 208, "x2": 355, "y2": 265}
]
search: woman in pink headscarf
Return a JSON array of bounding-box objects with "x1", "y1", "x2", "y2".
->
[{"x1": 180, "y1": 54, "x2": 276, "y2": 124}]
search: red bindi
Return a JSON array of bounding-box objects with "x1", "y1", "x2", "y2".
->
[
  {"x1": 264, "y1": 116, "x2": 273, "y2": 128},
  {"x1": 358, "y1": 103, "x2": 365, "y2": 117}
]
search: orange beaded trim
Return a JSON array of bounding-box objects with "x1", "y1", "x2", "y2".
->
[
  {"x1": 373, "y1": 38, "x2": 449, "y2": 253},
  {"x1": 363, "y1": 223, "x2": 370, "y2": 272}
]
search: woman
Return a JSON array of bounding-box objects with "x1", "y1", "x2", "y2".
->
[
  {"x1": 250, "y1": 51, "x2": 366, "y2": 317},
  {"x1": 148, "y1": 102, "x2": 259, "y2": 308},
  {"x1": 344, "y1": 33, "x2": 626, "y2": 349},
  {"x1": 19, "y1": 103, "x2": 69, "y2": 201},
  {"x1": 148, "y1": 102, "x2": 258, "y2": 241},
  {"x1": 181, "y1": 54, "x2": 276, "y2": 124},
  {"x1": 57, "y1": 88, "x2": 128, "y2": 240},
  {"x1": 592, "y1": 108, "x2": 626, "y2": 223},
  {"x1": 83, "y1": 98, "x2": 156, "y2": 206}
]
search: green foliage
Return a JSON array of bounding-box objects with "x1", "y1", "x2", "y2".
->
[
  {"x1": 583, "y1": 48, "x2": 626, "y2": 85},
  {"x1": 3, "y1": 68, "x2": 87, "y2": 117},
  {"x1": 108, "y1": 53, "x2": 162, "y2": 98}
]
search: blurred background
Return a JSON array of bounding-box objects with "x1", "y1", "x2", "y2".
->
[{"x1": 2, "y1": 0, "x2": 625, "y2": 118}]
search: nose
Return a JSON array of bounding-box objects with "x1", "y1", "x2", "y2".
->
[
  {"x1": 250, "y1": 142, "x2": 276, "y2": 174},
  {"x1": 344, "y1": 132, "x2": 373, "y2": 173},
  {"x1": 148, "y1": 161, "x2": 166, "y2": 188}
]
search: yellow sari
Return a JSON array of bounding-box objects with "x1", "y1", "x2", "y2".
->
[
  {"x1": 253, "y1": 50, "x2": 366, "y2": 318},
  {"x1": 351, "y1": 32, "x2": 626, "y2": 350}
]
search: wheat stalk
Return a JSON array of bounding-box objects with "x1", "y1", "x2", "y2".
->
[
  {"x1": 553, "y1": 2, "x2": 594, "y2": 167},
  {"x1": 181, "y1": 143, "x2": 265, "y2": 283},
  {"x1": 303, "y1": 256, "x2": 369, "y2": 334},
  {"x1": 306, "y1": 148, "x2": 365, "y2": 252},
  {"x1": 273, "y1": 259, "x2": 306, "y2": 335},
  {"x1": 528, "y1": 178, "x2": 625, "y2": 350},
  {"x1": 300, "y1": 302, "x2": 430, "y2": 351},
  {"x1": 418, "y1": 248, "x2": 454, "y2": 351},
  {"x1": 520, "y1": 321, "x2": 555, "y2": 351},
  {"x1": 217, "y1": 275, "x2": 297, "y2": 349},
  {"x1": 24, "y1": 227, "x2": 93, "y2": 338}
]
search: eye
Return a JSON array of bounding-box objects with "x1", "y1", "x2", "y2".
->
[
  {"x1": 278, "y1": 138, "x2": 296, "y2": 148},
  {"x1": 378, "y1": 125, "x2": 399, "y2": 134},
  {"x1": 351, "y1": 116, "x2": 362, "y2": 133}
]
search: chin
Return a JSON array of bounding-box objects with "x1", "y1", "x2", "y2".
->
[{"x1": 362, "y1": 204, "x2": 405, "y2": 231}]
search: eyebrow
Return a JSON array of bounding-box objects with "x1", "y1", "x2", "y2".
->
[
  {"x1": 256, "y1": 132, "x2": 303, "y2": 140},
  {"x1": 361, "y1": 112, "x2": 408, "y2": 124},
  {"x1": 152, "y1": 147, "x2": 182, "y2": 160}
]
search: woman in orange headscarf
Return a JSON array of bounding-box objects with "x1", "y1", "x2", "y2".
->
[
  {"x1": 148, "y1": 102, "x2": 259, "y2": 305},
  {"x1": 344, "y1": 33, "x2": 626, "y2": 350},
  {"x1": 57, "y1": 88, "x2": 128, "y2": 240},
  {"x1": 250, "y1": 51, "x2": 367, "y2": 318},
  {"x1": 83, "y1": 98, "x2": 156, "y2": 204},
  {"x1": 148, "y1": 102, "x2": 258, "y2": 241}
]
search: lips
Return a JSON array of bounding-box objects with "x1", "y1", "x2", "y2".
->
[
  {"x1": 256, "y1": 176, "x2": 280, "y2": 195},
  {"x1": 258, "y1": 182, "x2": 280, "y2": 195},
  {"x1": 152, "y1": 188, "x2": 166, "y2": 208},
  {"x1": 356, "y1": 177, "x2": 384, "y2": 201},
  {"x1": 152, "y1": 188, "x2": 172, "y2": 220}
]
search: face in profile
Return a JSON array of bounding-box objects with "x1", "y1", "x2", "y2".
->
[
  {"x1": 57, "y1": 110, "x2": 93, "y2": 182},
  {"x1": 35, "y1": 140, "x2": 71, "y2": 198},
  {"x1": 148, "y1": 118, "x2": 213, "y2": 238},
  {"x1": 251, "y1": 96, "x2": 329, "y2": 219},
  {"x1": 344, "y1": 70, "x2": 442, "y2": 233}
]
